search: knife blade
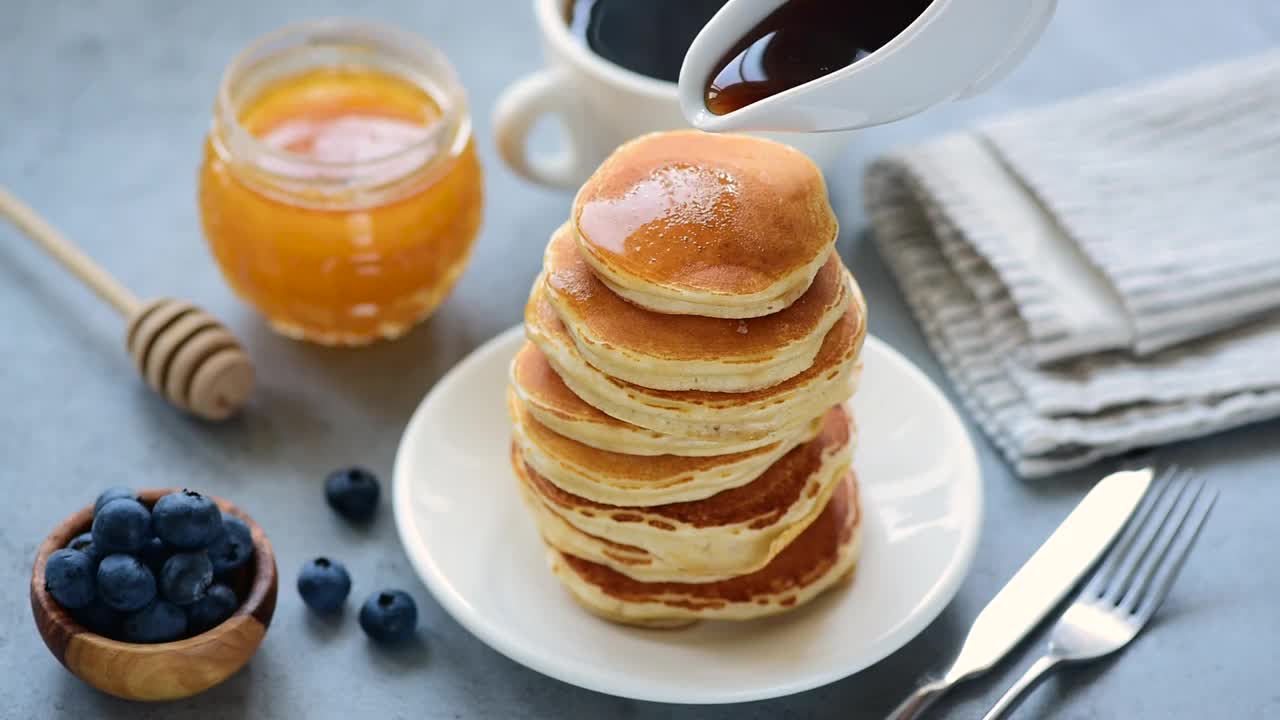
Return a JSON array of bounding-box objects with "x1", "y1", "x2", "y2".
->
[{"x1": 886, "y1": 466, "x2": 1153, "y2": 720}]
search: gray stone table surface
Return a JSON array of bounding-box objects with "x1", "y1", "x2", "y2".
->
[{"x1": 2, "y1": 1, "x2": 1277, "y2": 718}]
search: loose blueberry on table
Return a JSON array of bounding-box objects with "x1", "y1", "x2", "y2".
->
[
  {"x1": 42, "y1": 486, "x2": 255, "y2": 644},
  {"x1": 325, "y1": 467, "x2": 381, "y2": 522},
  {"x1": 359, "y1": 590, "x2": 418, "y2": 644},
  {"x1": 297, "y1": 557, "x2": 352, "y2": 613}
]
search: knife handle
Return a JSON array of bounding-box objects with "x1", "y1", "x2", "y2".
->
[{"x1": 885, "y1": 678, "x2": 952, "y2": 720}]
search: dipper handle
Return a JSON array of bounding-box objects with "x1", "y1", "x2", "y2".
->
[
  {"x1": 0, "y1": 186, "x2": 253, "y2": 420},
  {"x1": 0, "y1": 187, "x2": 139, "y2": 316}
]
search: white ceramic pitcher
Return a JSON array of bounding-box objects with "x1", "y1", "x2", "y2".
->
[{"x1": 679, "y1": 0, "x2": 1058, "y2": 132}]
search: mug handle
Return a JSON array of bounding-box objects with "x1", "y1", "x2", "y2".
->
[{"x1": 493, "y1": 67, "x2": 600, "y2": 189}]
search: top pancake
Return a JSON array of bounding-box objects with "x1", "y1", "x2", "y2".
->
[{"x1": 572, "y1": 131, "x2": 838, "y2": 318}]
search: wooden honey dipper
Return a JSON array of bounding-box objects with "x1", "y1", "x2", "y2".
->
[{"x1": 0, "y1": 187, "x2": 253, "y2": 421}]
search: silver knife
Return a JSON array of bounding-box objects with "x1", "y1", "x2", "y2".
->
[{"x1": 885, "y1": 467, "x2": 1153, "y2": 720}]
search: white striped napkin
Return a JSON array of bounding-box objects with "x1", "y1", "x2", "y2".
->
[{"x1": 864, "y1": 50, "x2": 1280, "y2": 477}]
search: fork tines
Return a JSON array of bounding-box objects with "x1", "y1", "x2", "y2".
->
[{"x1": 1082, "y1": 467, "x2": 1218, "y2": 620}]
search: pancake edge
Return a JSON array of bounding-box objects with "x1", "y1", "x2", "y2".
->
[{"x1": 547, "y1": 475, "x2": 863, "y2": 626}]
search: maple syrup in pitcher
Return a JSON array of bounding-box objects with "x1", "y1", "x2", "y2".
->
[{"x1": 705, "y1": 0, "x2": 935, "y2": 115}]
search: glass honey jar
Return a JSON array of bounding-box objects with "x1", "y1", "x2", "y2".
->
[{"x1": 199, "y1": 19, "x2": 484, "y2": 345}]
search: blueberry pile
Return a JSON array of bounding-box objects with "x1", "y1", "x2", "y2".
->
[
  {"x1": 43, "y1": 487, "x2": 254, "y2": 643},
  {"x1": 297, "y1": 467, "x2": 418, "y2": 645}
]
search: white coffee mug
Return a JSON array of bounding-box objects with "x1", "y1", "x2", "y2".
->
[{"x1": 493, "y1": 0, "x2": 853, "y2": 189}]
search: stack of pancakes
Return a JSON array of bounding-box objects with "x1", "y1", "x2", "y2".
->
[{"x1": 509, "y1": 131, "x2": 868, "y2": 628}]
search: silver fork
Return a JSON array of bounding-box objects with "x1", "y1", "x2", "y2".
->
[{"x1": 981, "y1": 468, "x2": 1218, "y2": 720}]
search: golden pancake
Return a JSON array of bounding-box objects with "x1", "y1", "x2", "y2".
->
[
  {"x1": 548, "y1": 473, "x2": 862, "y2": 627},
  {"x1": 509, "y1": 388, "x2": 826, "y2": 506},
  {"x1": 525, "y1": 279, "x2": 866, "y2": 443},
  {"x1": 572, "y1": 130, "x2": 838, "y2": 319},
  {"x1": 514, "y1": 405, "x2": 853, "y2": 579},
  {"x1": 544, "y1": 224, "x2": 848, "y2": 392},
  {"x1": 509, "y1": 342, "x2": 779, "y2": 457},
  {"x1": 514, "y1": 472, "x2": 676, "y2": 583}
]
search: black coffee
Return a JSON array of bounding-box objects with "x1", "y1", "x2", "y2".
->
[
  {"x1": 567, "y1": 0, "x2": 728, "y2": 83},
  {"x1": 706, "y1": 0, "x2": 935, "y2": 115}
]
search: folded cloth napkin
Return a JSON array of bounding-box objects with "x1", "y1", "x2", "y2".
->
[{"x1": 865, "y1": 50, "x2": 1280, "y2": 477}]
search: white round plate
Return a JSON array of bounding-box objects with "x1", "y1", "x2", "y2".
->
[{"x1": 394, "y1": 326, "x2": 982, "y2": 704}]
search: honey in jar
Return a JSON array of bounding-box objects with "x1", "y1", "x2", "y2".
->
[{"x1": 200, "y1": 20, "x2": 483, "y2": 345}]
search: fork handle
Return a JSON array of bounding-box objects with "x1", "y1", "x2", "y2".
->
[
  {"x1": 885, "y1": 678, "x2": 953, "y2": 720},
  {"x1": 981, "y1": 655, "x2": 1063, "y2": 720}
]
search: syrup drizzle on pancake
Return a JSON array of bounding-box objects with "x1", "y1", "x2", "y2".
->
[{"x1": 573, "y1": 131, "x2": 837, "y2": 297}]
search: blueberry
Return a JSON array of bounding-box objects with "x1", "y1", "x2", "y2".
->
[
  {"x1": 122, "y1": 600, "x2": 187, "y2": 643},
  {"x1": 297, "y1": 557, "x2": 351, "y2": 613},
  {"x1": 186, "y1": 584, "x2": 238, "y2": 635},
  {"x1": 73, "y1": 596, "x2": 122, "y2": 636},
  {"x1": 65, "y1": 532, "x2": 101, "y2": 566},
  {"x1": 94, "y1": 486, "x2": 137, "y2": 515},
  {"x1": 44, "y1": 548, "x2": 96, "y2": 609},
  {"x1": 152, "y1": 490, "x2": 222, "y2": 550},
  {"x1": 91, "y1": 498, "x2": 152, "y2": 554},
  {"x1": 97, "y1": 554, "x2": 157, "y2": 612},
  {"x1": 159, "y1": 551, "x2": 213, "y2": 605},
  {"x1": 325, "y1": 467, "x2": 380, "y2": 522},
  {"x1": 358, "y1": 590, "x2": 418, "y2": 644},
  {"x1": 207, "y1": 514, "x2": 253, "y2": 574},
  {"x1": 139, "y1": 536, "x2": 170, "y2": 574}
]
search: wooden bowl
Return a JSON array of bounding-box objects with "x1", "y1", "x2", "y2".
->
[{"x1": 30, "y1": 488, "x2": 278, "y2": 701}]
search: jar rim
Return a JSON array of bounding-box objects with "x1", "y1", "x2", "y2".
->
[{"x1": 214, "y1": 17, "x2": 469, "y2": 175}]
